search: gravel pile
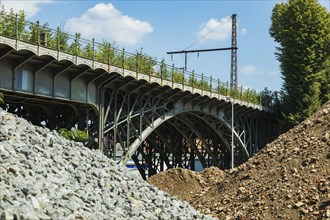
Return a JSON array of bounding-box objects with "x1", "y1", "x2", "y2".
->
[{"x1": 0, "y1": 108, "x2": 217, "y2": 220}]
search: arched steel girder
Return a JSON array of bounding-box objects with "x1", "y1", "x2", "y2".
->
[
  {"x1": 144, "y1": 130, "x2": 172, "y2": 169},
  {"x1": 192, "y1": 111, "x2": 250, "y2": 158},
  {"x1": 100, "y1": 81, "x2": 172, "y2": 159},
  {"x1": 187, "y1": 112, "x2": 232, "y2": 153},
  {"x1": 103, "y1": 94, "x2": 167, "y2": 135},
  {"x1": 124, "y1": 82, "x2": 152, "y2": 147},
  {"x1": 149, "y1": 123, "x2": 197, "y2": 171},
  {"x1": 103, "y1": 82, "x2": 170, "y2": 129},
  {"x1": 118, "y1": 103, "x2": 249, "y2": 165},
  {"x1": 153, "y1": 123, "x2": 193, "y2": 169},
  {"x1": 118, "y1": 110, "x2": 175, "y2": 165},
  {"x1": 165, "y1": 120, "x2": 207, "y2": 168},
  {"x1": 168, "y1": 115, "x2": 218, "y2": 166},
  {"x1": 143, "y1": 114, "x2": 209, "y2": 169},
  {"x1": 104, "y1": 81, "x2": 147, "y2": 120},
  {"x1": 128, "y1": 122, "x2": 195, "y2": 179},
  {"x1": 97, "y1": 73, "x2": 122, "y2": 152}
]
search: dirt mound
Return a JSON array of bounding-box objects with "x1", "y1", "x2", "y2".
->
[
  {"x1": 147, "y1": 167, "x2": 225, "y2": 202},
  {"x1": 199, "y1": 166, "x2": 226, "y2": 185},
  {"x1": 149, "y1": 101, "x2": 330, "y2": 219}
]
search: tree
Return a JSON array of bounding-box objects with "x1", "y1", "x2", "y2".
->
[
  {"x1": 318, "y1": 57, "x2": 330, "y2": 103},
  {"x1": 1, "y1": 8, "x2": 16, "y2": 37},
  {"x1": 172, "y1": 69, "x2": 185, "y2": 84},
  {"x1": 16, "y1": 10, "x2": 26, "y2": 39},
  {"x1": 96, "y1": 40, "x2": 115, "y2": 63},
  {"x1": 55, "y1": 28, "x2": 69, "y2": 51},
  {"x1": 39, "y1": 22, "x2": 53, "y2": 47},
  {"x1": 69, "y1": 33, "x2": 82, "y2": 55},
  {"x1": 269, "y1": 0, "x2": 330, "y2": 124},
  {"x1": 82, "y1": 42, "x2": 94, "y2": 58},
  {"x1": 135, "y1": 48, "x2": 157, "y2": 75},
  {"x1": 0, "y1": 7, "x2": 25, "y2": 40},
  {"x1": 28, "y1": 20, "x2": 40, "y2": 44}
]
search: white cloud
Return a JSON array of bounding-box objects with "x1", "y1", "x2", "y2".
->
[
  {"x1": 241, "y1": 65, "x2": 259, "y2": 75},
  {"x1": 64, "y1": 3, "x2": 153, "y2": 46},
  {"x1": 196, "y1": 16, "x2": 232, "y2": 43},
  {"x1": 0, "y1": 0, "x2": 53, "y2": 18}
]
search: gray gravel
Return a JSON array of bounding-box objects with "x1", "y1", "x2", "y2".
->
[{"x1": 0, "y1": 109, "x2": 217, "y2": 220}]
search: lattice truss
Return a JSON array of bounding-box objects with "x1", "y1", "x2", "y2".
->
[{"x1": 99, "y1": 85, "x2": 267, "y2": 179}]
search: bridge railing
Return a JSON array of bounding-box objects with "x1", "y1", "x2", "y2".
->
[{"x1": 0, "y1": 11, "x2": 277, "y2": 109}]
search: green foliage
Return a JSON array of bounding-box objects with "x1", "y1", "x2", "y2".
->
[
  {"x1": 82, "y1": 42, "x2": 94, "y2": 58},
  {"x1": 242, "y1": 89, "x2": 259, "y2": 104},
  {"x1": 137, "y1": 49, "x2": 157, "y2": 75},
  {"x1": 0, "y1": 91, "x2": 4, "y2": 104},
  {"x1": 58, "y1": 128, "x2": 89, "y2": 142},
  {"x1": 16, "y1": 10, "x2": 26, "y2": 38},
  {"x1": 55, "y1": 28, "x2": 69, "y2": 51},
  {"x1": 0, "y1": 8, "x2": 15, "y2": 37},
  {"x1": 159, "y1": 59, "x2": 169, "y2": 80},
  {"x1": 95, "y1": 40, "x2": 116, "y2": 64},
  {"x1": 318, "y1": 57, "x2": 330, "y2": 104},
  {"x1": 188, "y1": 74, "x2": 197, "y2": 87},
  {"x1": 217, "y1": 82, "x2": 229, "y2": 96},
  {"x1": 228, "y1": 87, "x2": 241, "y2": 99},
  {"x1": 69, "y1": 33, "x2": 82, "y2": 55},
  {"x1": 172, "y1": 69, "x2": 185, "y2": 84},
  {"x1": 187, "y1": 73, "x2": 209, "y2": 90},
  {"x1": 28, "y1": 21, "x2": 40, "y2": 44},
  {"x1": 0, "y1": 7, "x2": 25, "y2": 38},
  {"x1": 195, "y1": 79, "x2": 210, "y2": 91},
  {"x1": 260, "y1": 87, "x2": 273, "y2": 107},
  {"x1": 269, "y1": 0, "x2": 330, "y2": 124},
  {"x1": 259, "y1": 87, "x2": 283, "y2": 111}
]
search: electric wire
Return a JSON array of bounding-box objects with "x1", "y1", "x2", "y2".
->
[
  {"x1": 183, "y1": 18, "x2": 225, "y2": 51},
  {"x1": 173, "y1": 18, "x2": 224, "y2": 67}
]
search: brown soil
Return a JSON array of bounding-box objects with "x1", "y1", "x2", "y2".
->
[
  {"x1": 148, "y1": 101, "x2": 330, "y2": 219},
  {"x1": 148, "y1": 166, "x2": 225, "y2": 202}
]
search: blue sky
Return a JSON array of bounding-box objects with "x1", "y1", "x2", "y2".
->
[{"x1": 1, "y1": 0, "x2": 329, "y2": 92}]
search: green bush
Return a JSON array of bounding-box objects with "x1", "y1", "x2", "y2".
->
[
  {"x1": 58, "y1": 128, "x2": 89, "y2": 142},
  {"x1": 0, "y1": 92, "x2": 4, "y2": 104}
]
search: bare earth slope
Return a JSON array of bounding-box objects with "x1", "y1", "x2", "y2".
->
[
  {"x1": 148, "y1": 167, "x2": 225, "y2": 202},
  {"x1": 148, "y1": 101, "x2": 330, "y2": 219}
]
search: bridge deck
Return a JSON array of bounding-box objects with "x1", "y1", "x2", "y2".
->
[{"x1": 0, "y1": 36, "x2": 267, "y2": 112}]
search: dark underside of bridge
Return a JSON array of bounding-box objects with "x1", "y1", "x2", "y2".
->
[
  {"x1": 1, "y1": 91, "x2": 95, "y2": 129},
  {"x1": 1, "y1": 92, "x2": 278, "y2": 180}
]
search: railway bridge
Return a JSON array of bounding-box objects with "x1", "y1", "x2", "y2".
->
[{"x1": 0, "y1": 21, "x2": 277, "y2": 179}]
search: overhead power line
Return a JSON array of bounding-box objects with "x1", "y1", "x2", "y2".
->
[
  {"x1": 167, "y1": 47, "x2": 236, "y2": 72},
  {"x1": 167, "y1": 14, "x2": 238, "y2": 88}
]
